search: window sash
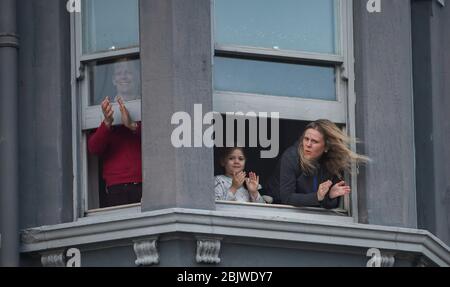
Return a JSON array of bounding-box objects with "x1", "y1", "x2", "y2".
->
[
  {"x1": 72, "y1": 4, "x2": 142, "y2": 215},
  {"x1": 80, "y1": 47, "x2": 140, "y2": 63},
  {"x1": 215, "y1": 44, "x2": 344, "y2": 65},
  {"x1": 213, "y1": 0, "x2": 341, "y2": 55},
  {"x1": 212, "y1": 0, "x2": 348, "y2": 123},
  {"x1": 211, "y1": 0, "x2": 356, "y2": 217},
  {"x1": 81, "y1": 0, "x2": 140, "y2": 55},
  {"x1": 213, "y1": 90, "x2": 345, "y2": 124}
]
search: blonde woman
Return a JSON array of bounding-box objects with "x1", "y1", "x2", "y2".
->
[{"x1": 264, "y1": 119, "x2": 369, "y2": 209}]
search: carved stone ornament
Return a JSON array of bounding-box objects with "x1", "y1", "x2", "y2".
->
[
  {"x1": 41, "y1": 250, "x2": 66, "y2": 267},
  {"x1": 133, "y1": 237, "x2": 160, "y2": 266},
  {"x1": 196, "y1": 237, "x2": 221, "y2": 264}
]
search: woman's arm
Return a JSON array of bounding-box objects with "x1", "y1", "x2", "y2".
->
[
  {"x1": 279, "y1": 151, "x2": 321, "y2": 207},
  {"x1": 134, "y1": 121, "x2": 141, "y2": 137},
  {"x1": 321, "y1": 178, "x2": 349, "y2": 209},
  {"x1": 87, "y1": 122, "x2": 112, "y2": 156},
  {"x1": 320, "y1": 193, "x2": 339, "y2": 209}
]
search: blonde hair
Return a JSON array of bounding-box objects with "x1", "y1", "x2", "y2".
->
[{"x1": 298, "y1": 119, "x2": 369, "y2": 177}]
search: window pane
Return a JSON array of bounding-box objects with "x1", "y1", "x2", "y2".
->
[
  {"x1": 215, "y1": 0, "x2": 337, "y2": 54},
  {"x1": 214, "y1": 57, "x2": 336, "y2": 101},
  {"x1": 88, "y1": 57, "x2": 141, "y2": 106},
  {"x1": 82, "y1": 0, "x2": 139, "y2": 54}
]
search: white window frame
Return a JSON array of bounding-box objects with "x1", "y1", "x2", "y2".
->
[
  {"x1": 70, "y1": 3, "x2": 142, "y2": 218},
  {"x1": 211, "y1": 0, "x2": 358, "y2": 220}
]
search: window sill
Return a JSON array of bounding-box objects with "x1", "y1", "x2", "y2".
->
[
  {"x1": 83, "y1": 201, "x2": 350, "y2": 224},
  {"x1": 215, "y1": 201, "x2": 353, "y2": 224},
  {"x1": 85, "y1": 203, "x2": 141, "y2": 218}
]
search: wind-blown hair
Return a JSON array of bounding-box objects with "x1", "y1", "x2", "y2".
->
[{"x1": 298, "y1": 119, "x2": 370, "y2": 177}]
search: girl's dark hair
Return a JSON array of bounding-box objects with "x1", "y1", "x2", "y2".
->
[{"x1": 219, "y1": 147, "x2": 246, "y2": 167}]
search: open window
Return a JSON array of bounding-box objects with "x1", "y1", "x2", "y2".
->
[
  {"x1": 212, "y1": 0, "x2": 356, "y2": 215},
  {"x1": 71, "y1": 0, "x2": 142, "y2": 214}
]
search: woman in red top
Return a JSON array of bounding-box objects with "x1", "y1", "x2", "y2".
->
[{"x1": 88, "y1": 59, "x2": 142, "y2": 207}]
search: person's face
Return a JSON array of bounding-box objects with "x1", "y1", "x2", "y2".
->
[
  {"x1": 302, "y1": 128, "x2": 326, "y2": 161},
  {"x1": 112, "y1": 61, "x2": 136, "y2": 100},
  {"x1": 222, "y1": 149, "x2": 246, "y2": 177}
]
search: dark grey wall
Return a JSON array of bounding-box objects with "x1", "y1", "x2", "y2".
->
[
  {"x1": 354, "y1": 0, "x2": 418, "y2": 228},
  {"x1": 17, "y1": 0, "x2": 73, "y2": 228},
  {"x1": 140, "y1": 0, "x2": 215, "y2": 211},
  {"x1": 412, "y1": 0, "x2": 450, "y2": 245},
  {"x1": 0, "y1": 0, "x2": 20, "y2": 267},
  {"x1": 412, "y1": 0, "x2": 436, "y2": 239}
]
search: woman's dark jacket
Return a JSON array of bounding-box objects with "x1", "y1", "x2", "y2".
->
[{"x1": 264, "y1": 141, "x2": 340, "y2": 209}]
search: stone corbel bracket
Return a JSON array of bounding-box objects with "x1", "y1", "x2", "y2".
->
[
  {"x1": 41, "y1": 249, "x2": 66, "y2": 267},
  {"x1": 196, "y1": 237, "x2": 222, "y2": 264},
  {"x1": 415, "y1": 256, "x2": 431, "y2": 267},
  {"x1": 133, "y1": 237, "x2": 160, "y2": 266}
]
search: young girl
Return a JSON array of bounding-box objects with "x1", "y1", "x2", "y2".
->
[{"x1": 214, "y1": 147, "x2": 265, "y2": 203}]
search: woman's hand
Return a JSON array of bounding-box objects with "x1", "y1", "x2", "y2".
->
[
  {"x1": 117, "y1": 96, "x2": 138, "y2": 132},
  {"x1": 246, "y1": 172, "x2": 260, "y2": 199},
  {"x1": 230, "y1": 171, "x2": 246, "y2": 194},
  {"x1": 317, "y1": 180, "x2": 333, "y2": 202},
  {"x1": 329, "y1": 181, "x2": 351, "y2": 199},
  {"x1": 101, "y1": 97, "x2": 114, "y2": 128}
]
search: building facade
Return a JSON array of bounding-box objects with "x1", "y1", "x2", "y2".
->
[{"x1": 0, "y1": 0, "x2": 449, "y2": 267}]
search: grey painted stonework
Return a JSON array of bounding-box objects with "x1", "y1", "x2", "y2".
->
[
  {"x1": 16, "y1": 0, "x2": 73, "y2": 229},
  {"x1": 0, "y1": 0, "x2": 20, "y2": 267},
  {"x1": 139, "y1": 0, "x2": 215, "y2": 212},
  {"x1": 412, "y1": 0, "x2": 450, "y2": 246},
  {"x1": 133, "y1": 237, "x2": 160, "y2": 266},
  {"x1": 354, "y1": 0, "x2": 417, "y2": 228}
]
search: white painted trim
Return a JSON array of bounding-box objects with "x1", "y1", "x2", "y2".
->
[
  {"x1": 215, "y1": 44, "x2": 344, "y2": 65},
  {"x1": 80, "y1": 47, "x2": 140, "y2": 62},
  {"x1": 82, "y1": 99, "x2": 142, "y2": 130},
  {"x1": 74, "y1": 10, "x2": 82, "y2": 79},
  {"x1": 213, "y1": 91, "x2": 346, "y2": 123}
]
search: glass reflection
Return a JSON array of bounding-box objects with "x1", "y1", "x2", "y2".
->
[{"x1": 89, "y1": 57, "x2": 141, "y2": 106}]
